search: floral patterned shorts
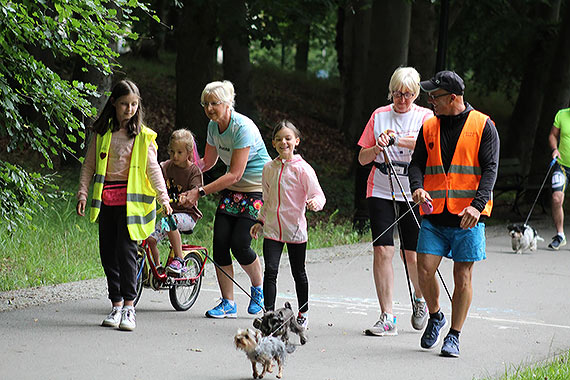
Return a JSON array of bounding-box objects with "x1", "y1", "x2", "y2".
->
[{"x1": 217, "y1": 190, "x2": 263, "y2": 221}]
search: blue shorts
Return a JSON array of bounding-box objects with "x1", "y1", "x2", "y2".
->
[
  {"x1": 551, "y1": 162, "x2": 570, "y2": 193},
  {"x1": 416, "y1": 219, "x2": 486, "y2": 262}
]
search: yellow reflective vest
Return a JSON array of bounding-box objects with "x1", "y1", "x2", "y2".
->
[
  {"x1": 421, "y1": 110, "x2": 493, "y2": 217},
  {"x1": 89, "y1": 125, "x2": 158, "y2": 240}
]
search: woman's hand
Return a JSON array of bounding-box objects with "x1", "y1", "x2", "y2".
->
[
  {"x1": 76, "y1": 200, "x2": 86, "y2": 216},
  {"x1": 179, "y1": 187, "x2": 199, "y2": 207},
  {"x1": 250, "y1": 223, "x2": 263, "y2": 239}
]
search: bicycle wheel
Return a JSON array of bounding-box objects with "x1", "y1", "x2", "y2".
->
[
  {"x1": 133, "y1": 247, "x2": 145, "y2": 307},
  {"x1": 169, "y1": 251, "x2": 203, "y2": 311}
]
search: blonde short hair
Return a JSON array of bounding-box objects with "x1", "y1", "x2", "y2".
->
[
  {"x1": 387, "y1": 67, "x2": 421, "y2": 101},
  {"x1": 169, "y1": 129, "x2": 195, "y2": 160},
  {"x1": 201, "y1": 80, "x2": 235, "y2": 109}
]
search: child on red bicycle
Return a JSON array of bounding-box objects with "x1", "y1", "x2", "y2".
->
[{"x1": 147, "y1": 129, "x2": 203, "y2": 276}]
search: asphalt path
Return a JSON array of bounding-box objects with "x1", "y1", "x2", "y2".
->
[{"x1": 1, "y1": 219, "x2": 569, "y2": 380}]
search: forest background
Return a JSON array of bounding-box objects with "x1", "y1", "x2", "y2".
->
[{"x1": 2, "y1": 0, "x2": 570, "y2": 288}]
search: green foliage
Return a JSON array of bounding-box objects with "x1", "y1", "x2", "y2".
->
[
  {"x1": 0, "y1": 162, "x2": 64, "y2": 232},
  {"x1": 0, "y1": 0, "x2": 155, "y2": 229}
]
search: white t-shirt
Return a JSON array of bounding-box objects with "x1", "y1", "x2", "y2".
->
[{"x1": 357, "y1": 104, "x2": 433, "y2": 201}]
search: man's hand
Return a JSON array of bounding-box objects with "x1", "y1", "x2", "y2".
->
[
  {"x1": 458, "y1": 206, "x2": 480, "y2": 229},
  {"x1": 412, "y1": 188, "x2": 432, "y2": 204}
]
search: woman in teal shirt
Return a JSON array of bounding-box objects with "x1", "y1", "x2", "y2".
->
[{"x1": 180, "y1": 80, "x2": 270, "y2": 318}]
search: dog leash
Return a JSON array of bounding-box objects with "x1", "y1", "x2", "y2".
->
[
  {"x1": 382, "y1": 151, "x2": 453, "y2": 302},
  {"x1": 523, "y1": 158, "x2": 557, "y2": 226}
]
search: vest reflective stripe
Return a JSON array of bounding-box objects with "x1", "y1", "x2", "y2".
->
[
  {"x1": 89, "y1": 125, "x2": 159, "y2": 240},
  {"x1": 126, "y1": 126, "x2": 158, "y2": 240},
  {"x1": 126, "y1": 193, "x2": 156, "y2": 204},
  {"x1": 126, "y1": 208, "x2": 156, "y2": 226},
  {"x1": 89, "y1": 128, "x2": 112, "y2": 222},
  {"x1": 422, "y1": 110, "x2": 493, "y2": 216}
]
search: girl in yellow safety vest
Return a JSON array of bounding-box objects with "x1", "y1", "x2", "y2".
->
[{"x1": 76, "y1": 80, "x2": 172, "y2": 332}]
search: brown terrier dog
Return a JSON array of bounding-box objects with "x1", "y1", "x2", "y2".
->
[{"x1": 234, "y1": 328, "x2": 287, "y2": 379}]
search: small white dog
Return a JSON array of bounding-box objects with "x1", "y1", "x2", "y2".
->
[{"x1": 508, "y1": 224, "x2": 543, "y2": 254}]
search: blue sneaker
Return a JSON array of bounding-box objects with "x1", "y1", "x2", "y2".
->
[
  {"x1": 420, "y1": 313, "x2": 448, "y2": 349},
  {"x1": 205, "y1": 299, "x2": 237, "y2": 319},
  {"x1": 440, "y1": 334, "x2": 460, "y2": 357},
  {"x1": 248, "y1": 286, "x2": 264, "y2": 314}
]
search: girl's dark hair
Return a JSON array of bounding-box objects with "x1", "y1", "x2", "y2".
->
[
  {"x1": 272, "y1": 119, "x2": 301, "y2": 140},
  {"x1": 92, "y1": 80, "x2": 143, "y2": 137}
]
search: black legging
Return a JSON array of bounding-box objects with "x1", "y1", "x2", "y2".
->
[
  {"x1": 212, "y1": 213, "x2": 258, "y2": 266},
  {"x1": 263, "y1": 238, "x2": 308, "y2": 313}
]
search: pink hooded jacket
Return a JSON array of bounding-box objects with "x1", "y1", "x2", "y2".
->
[{"x1": 258, "y1": 155, "x2": 326, "y2": 243}]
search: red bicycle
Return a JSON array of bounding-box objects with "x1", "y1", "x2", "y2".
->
[{"x1": 134, "y1": 239, "x2": 208, "y2": 311}]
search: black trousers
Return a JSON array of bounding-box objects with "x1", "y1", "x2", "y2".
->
[
  {"x1": 98, "y1": 204, "x2": 138, "y2": 303},
  {"x1": 263, "y1": 238, "x2": 308, "y2": 313}
]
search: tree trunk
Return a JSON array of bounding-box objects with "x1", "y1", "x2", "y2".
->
[
  {"x1": 175, "y1": 0, "x2": 217, "y2": 152},
  {"x1": 219, "y1": 0, "x2": 256, "y2": 119},
  {"x1": 504, "y1": 1, "x2": 560, "y2": 175},
  {"x1": 362, "y1": 0, "x2": 411, "y2": 121},
  {"x1": 530, "y1": 1, "x2": 570, "y2": 178},
  {"x1": 295, "y1": 24, "x2": 310, "y2": 73},
  {"x1": 408, "y1": 0, "x2": 437, "y2": 108}
]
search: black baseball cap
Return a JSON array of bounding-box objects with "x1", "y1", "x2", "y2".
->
[{"x1": 420, "y1": 70, "x2": 465, "y2": 95}]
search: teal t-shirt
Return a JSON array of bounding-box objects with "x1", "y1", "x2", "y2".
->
[
  {"x1": 554, "y1": 108, "x2": 570, "y2": 167},
  {"x1": 206, "y1": 111, "x2": 271, "y2": 192}
]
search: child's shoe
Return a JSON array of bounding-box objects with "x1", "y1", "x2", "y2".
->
[
  {"x1": 166, "y1": 257, "x2": 185, "y2": 277},
  {"x1": 101, "y1": 306, "x2": 122, "y2": 328},
  {"x1": 119, "y1": 307, "x2": 136, "y2": 331}
]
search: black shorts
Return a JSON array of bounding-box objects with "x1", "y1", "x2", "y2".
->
[{"x1": 367, "y1": 197, "x2": 421, "y2": 249}]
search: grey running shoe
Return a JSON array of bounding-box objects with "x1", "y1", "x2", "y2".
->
[
  {"x1": 420, "y1": 313, "x2": 447, "y2": 349},
  {"x1": 101, "y1": 307, "x2": 122, "y2": 328},
  {"x1": 411, "y1": 298, "x2": 428, "y2": 330},
  {"x1": 440, "y1": 334, "x2": 460, "y2": 357},
  {"x1": 548, "y1": 235, "x2": 566, "y2": 250},
  {"x1": 365, "y1": 312, "x2": 398, "y2": 336},
  {"x1": 119, "y1": 308, "x2": 136, "y2": 331}
]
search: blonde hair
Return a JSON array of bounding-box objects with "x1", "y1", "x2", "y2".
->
[
  {"x1": 201, "y1": 80, "x2": 235, "y2": 109},
  {"x1": 169, "y1": 129, "x2": 196, "y2": 162},
  {"x1": 387, "y1": 67, "x2": 421, "y2": 101}
]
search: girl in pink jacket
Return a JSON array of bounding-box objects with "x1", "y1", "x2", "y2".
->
[{"x1": 250, "y1": 120, "x2": 326, "y2": 328}]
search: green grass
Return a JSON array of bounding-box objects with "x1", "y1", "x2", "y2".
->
[{"x1": 475, "y1": 349, "x2": 570, "y2": 380}]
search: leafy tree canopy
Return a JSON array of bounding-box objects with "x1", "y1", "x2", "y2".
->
[{"x1": 0, "y1": 0, "x2": 154, "y2": 230}]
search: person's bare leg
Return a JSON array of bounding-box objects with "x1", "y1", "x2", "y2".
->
[
  {"x1": 167, "y1": 230, "x2": 184, "y2": 259},
  {"x1": 241, "y1": 256, "x2": 263, "y2": 287},
  {"x1": 401, "y1": 249, "x2": 423, "y2": 299},
  {"x1": 417, "y1": 253, "x2": 443, "y2": 314},
  {"x1": 147, "y1": 236, "x2": 161, "y2": 266},
  {"x1": 216, "y1": 264, "x2": 235, "y2": 301},
  {"x1": 373, "y1": 245, "x2": 395, "y2": 314},
  {"x1": 450, "y1": 261, "x2": 474, "y2": 332}
]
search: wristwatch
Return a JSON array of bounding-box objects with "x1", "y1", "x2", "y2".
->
[{"x1": 198, "y1": 186, "x2": 206, "y2": 198}]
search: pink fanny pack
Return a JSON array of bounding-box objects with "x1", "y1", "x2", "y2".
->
[{"x1": 102, "y1": 183, "x2": 127, "y2": 206}]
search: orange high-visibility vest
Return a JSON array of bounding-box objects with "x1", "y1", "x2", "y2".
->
[{"x1": 422, "y1": 110, "x2": 493, "y2": 216}]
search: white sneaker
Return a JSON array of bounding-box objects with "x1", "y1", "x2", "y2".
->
[
  {"x1": 119, "y1": 307, "x2": 136, "y2": 331},
  {"x1": 365, "y1": 312, "x2": 398, "y2": 336},
  {"x1": 101, "y1": 307, "x2": 122, "y2": 328}
]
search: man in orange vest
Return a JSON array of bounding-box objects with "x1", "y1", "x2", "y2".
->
[{"x1": 409, "y1": 71, "x2": 499, "y2": 357}]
